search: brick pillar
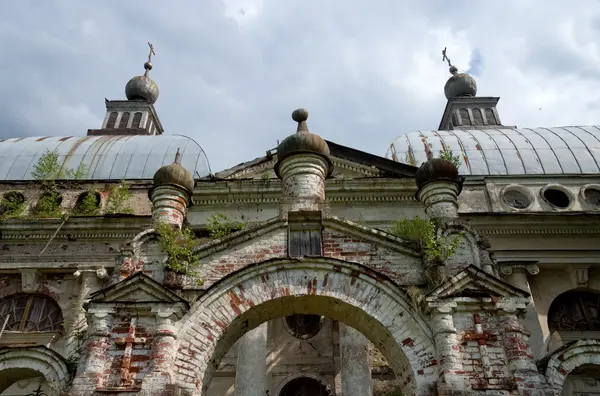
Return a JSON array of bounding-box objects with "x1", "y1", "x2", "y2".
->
[
  {"x1": 278, "y1": 154, "x2": 330, "y2": 213},
  {"x1": 234, "y1": 323, "x2": 268, "y2": 396},
  {"x1": 500, "y1": 311, "x2": 551, "y2": 394},
  {"x1": 150, "y1": 185, "x2": 191, "y2": 229},
  {"x1": 500, "y1": 263, "x2": 545, "y2": 359},
  {"x1": 339, "y1": 323, "x2": 373, "y2": 396},
  {"x1": 70, "y1": 311, "x2": 112, "y2": 394},
  {"x1": 416, "y1": 180, "x2": 461, "y2": 219},
  {"x1": 431, "y1": 308, "x2": 467, "y2": 394},
  {"x1": 141, "y1": 312, "x2": 179, "y2": 395}
]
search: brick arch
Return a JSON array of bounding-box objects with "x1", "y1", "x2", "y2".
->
[
  {"x1": 545, "y1": 339, "x2": 600, "y2": 393},
  {"x1": 0, "y1": 346, "x2": 70, "y2": 393},
  {"x1": 175, "y1": 257, "x2": 437, "y2": 396}
]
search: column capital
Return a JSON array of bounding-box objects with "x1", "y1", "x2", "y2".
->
[{"x1": 499, "y1": 261, "x2": 539, "y2": 276}]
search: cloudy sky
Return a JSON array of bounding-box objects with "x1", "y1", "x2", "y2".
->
[{"x1": 1, "y1": 1, "x2": 600, "y2": 172}]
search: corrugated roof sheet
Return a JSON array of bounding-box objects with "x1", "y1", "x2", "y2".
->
[
  {"x1": 386, "y1": 126, "x2": 600, "y2": 176},
  {"x1": 0, "y1": 135, "x2": 211, "y2": 181}
]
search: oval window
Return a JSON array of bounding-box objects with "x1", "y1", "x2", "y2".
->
[
  {"x1": 502, "y1": 188, "x2": 531, "y2": 209},
  {"x1": 542, "y1": 187, "x2": 571, "y2": 209}
]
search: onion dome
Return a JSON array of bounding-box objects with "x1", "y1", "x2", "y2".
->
[
  {"x1": 153, "y1": 149, "x2": 195, "y2": 192},
  {"x1": 444, "y1": 65, "x2": 477, "y2": 100},
  {"x1": 275, "y1": 108, "x2": 333, "y2": 177},
  {"x1": 125, "y1": 60, "x2": 159, "y2": 104},
  {"x1": 415, "y1": 157, "x2": 461, "y2": 190}
]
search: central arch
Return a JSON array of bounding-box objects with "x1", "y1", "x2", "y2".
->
[
  {"x1": 175, "y1": 257, "x2": 437, "y2": 396},
  {"x1": 0, "y1": 346, "x2": 70, "y2": 393}
]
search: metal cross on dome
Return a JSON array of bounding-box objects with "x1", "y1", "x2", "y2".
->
[
  {"x1": 147, "y1": 42, "x2": 155, "y2": 63},
  {"x1": 442, "y1": 47, "x2": 454, "y2": 68}
]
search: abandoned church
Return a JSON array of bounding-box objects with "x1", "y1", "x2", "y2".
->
[{"x1": 0, "y1": 47, "x2": 600, "y2": 396}]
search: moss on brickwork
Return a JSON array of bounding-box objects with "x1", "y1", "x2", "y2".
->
[
  {"x1": 206, "y1": 213, "x2": 245, "y2": 239},
  {"x1": 156, "y1": 222, "x2": 202, "y2": 277},
  {"x1": 105, "y1": 180, "x2": 133, "y2": 214}
]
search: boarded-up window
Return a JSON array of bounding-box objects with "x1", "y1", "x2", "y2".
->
[
  {"x1": 459, "y1": 109, "x2": 471, "y2": 126},
  {"x1": 289, "y1": 227, "x2": 322, "y2": 257},
  {"x1": 118, "y1": 112, "x2": 130, "y2": 128},
  {"x1": 0, "y1": 294, "x2": 63, "y2": 332},
  {"x1": 132, "y1": 112, "x2": 143, "y2": 128},
  {"x1": 473, "y1": 108, "x2": 484, "y2": 125},
  {"x1": 107, "y1": 112, "x2": 118, "y2": 128},
  {"x1": 485, "y1": 108, "x2": 497, "y2": 125}
]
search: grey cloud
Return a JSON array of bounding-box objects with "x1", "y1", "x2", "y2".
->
[{"x1": 1, "y1": 0, "x2": 600, "y2": 172}]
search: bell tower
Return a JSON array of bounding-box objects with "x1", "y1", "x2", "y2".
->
[{"x1": 88, "y1": 42, "x2": 164, "y2": 136}]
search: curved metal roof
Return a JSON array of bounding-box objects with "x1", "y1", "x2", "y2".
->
[
  {"x1": 386, "y1": 126, "x2": 600, "y2": 176},
  {"x1": 0, "y1": 135, "x2": 212, "y2": 181}
]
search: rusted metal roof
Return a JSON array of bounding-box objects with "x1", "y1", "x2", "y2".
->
[
  {"x1": 0, "y1": 135, "x2": 211, "y2": 181},
  {"x1": 386, "y1": 126, "x2": 600, "y2": 176}
]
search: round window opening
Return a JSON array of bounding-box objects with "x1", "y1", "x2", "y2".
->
[
  {"x1": 279, "y1": 377, "x2": 331, "y2": 396},
  {"x1": 543, "y1": 187, "x2": 571, "y2": 209},
  {"x1": 284, "y1": 314, "x2": 324, "y2": 340},
  {"x1": 502, "y1": 188, "x2": 531, "y2": 209},
  {"x1": 583, "y1": 187, "x2": 600, "y2": 207}
]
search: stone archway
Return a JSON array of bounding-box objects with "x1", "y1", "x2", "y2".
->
[
  {"x1": 545, "y1": 339, "x2": 600, "y2": 393},
  {"x1": 174, "y1": 257, "x2": 437, "y2": 396},
  {"x1": 0, "y1": 346, "x2": 70, "y2": 393}
]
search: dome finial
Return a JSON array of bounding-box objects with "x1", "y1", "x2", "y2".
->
[
  {"x1": 441, "y1": 47, "x2": 477, "y2": 99},
  {"x1": 144, "y1": 42, "x2": 155, "y2": 77},
  {"x1": 442, "y1": 47, "x2": 458, "y2": 75},
  {"x1": 174, "y1": 148, "x2": 181, "y2": 164},
  {"x1": 125, "y1": 42, "x2": 160, "y2": 104},
  {"x1": 292, "y1": 108, "x2": 309, "y2": 133}
]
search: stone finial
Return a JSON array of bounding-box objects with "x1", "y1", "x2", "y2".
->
[
  {"x1": 274, "y1": 108, "x2": 334, "y2": 214},
  {"x1": 415, "y1": 158, "x2": 464, "y2": 219},
  {"x1": 150, "y1": 149, "x2": 194, "y2": 228}
]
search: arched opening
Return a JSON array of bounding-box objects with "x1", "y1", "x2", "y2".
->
[
  {"x1": 278, "y1": 376, "x2": 330, "y2": 396},
  {"x1": 546, "y1": 340, "x2": 600, "y2": 395},
  {"x1": 175, "y1": 258, "x2": 436, "y2": 396},
  {"x1": 0, "y1": 347, "x2": 70, "y2": 394}
]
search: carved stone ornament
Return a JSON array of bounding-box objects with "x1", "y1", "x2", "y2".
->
[{"x1": 499, "y1": 263, "x2": 540, "y2": 277}]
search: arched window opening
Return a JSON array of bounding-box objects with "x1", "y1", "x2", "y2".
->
[
  {"x1": 459, "y1": 109, "x2": 471, "y2": 126},
  {"x1": 0, "y1": 294, "x2": 63, "y2": 333},
  {"x1": 485, "y1": 108, "x2": 497, "y2": 125},
  {"x1": 279, "y1": 377, "x2": 331, "y2": 396},
  {"x1": 473, "y1": 108, "x2": 484, "y2": 124},
  {"x1": 118, "y1": 112, "x2": 130, "y2": 128},
  {"x1": 106, "y1": 112, "x2": 118, "y2": 129},
  {"x1": 548, "y1": 290, "x2": 600, "y2": 332},
  {"x1": 132, "y1": 112, "x2": 143, "y2": 128}
]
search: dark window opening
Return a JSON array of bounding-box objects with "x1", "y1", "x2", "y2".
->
[
  {"x1": 279, "y1": 377, "x2": 331, "y2": 396},
  {"x1": 289, "y1": 228, "x2": 322, "y2": 257},
  {"x1": 548, "y1": 290, "x2": 600, "y2": 332},
  {"x1": 107, "y1": 112, "x2": 118, "y2": 128},
  {"x1": 284, "y1": 314, "x2": 323, "y2": 339},
  {"x1": 0, "y1": 294, "x2": 64, "y2": 332},
  {"x1": 485, "y1": 108, "x2": 497, "y2": 125},
  {"x1": 118, "y1": 112, "x2": 130, "y2": 128},
  {"x1": 473, "y1": 108, "x2": 484, "y2": 124},
  {"x1": 132, "y1": 112, "x2": 143, "y2": 128},
  {"x1": 543, "y1": 188, "x2": 571, "y2": 208},
  {"x1": 459, "y1": 109, "x2": 471, "y2": 126}
]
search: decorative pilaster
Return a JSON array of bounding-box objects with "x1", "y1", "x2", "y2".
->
[
  {"x1": 234, "y1": 323, "x2": 268, "y2": 396},
  {"x1": 275, "y1": 108, "x2": 333, "y2": 215},
  {"x1": 430, "y1": 306, "x2": 465, "y2": 394},
  {"x1": 70, "y1": 311, "x2": 113, "y2": 393},
  {"x1": 150, "y1": 150, "x2": 195, "y2": 229},
  {"x1": 499, "y1": 262, "x2": 544, "y2": 359},
  {"x1": 339, "y1": 323, "x2": 372, "y2": 396},
  {"x1": 415, "y1": 158, "x2": 464, "y2": 219}
]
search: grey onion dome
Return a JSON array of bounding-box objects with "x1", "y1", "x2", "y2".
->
[
  {"x1": 125, "y1": 61, "x2": 159, "y2": 104},
  {"x1": 153, "y1": 150, "x2": 195, "y2": 193},
  {"x1": 444, "y1": 66, "x2": 477, "y2": 100},
  {"x1": 275, "y1": 108, "x2": 333, "y2": 178}
]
